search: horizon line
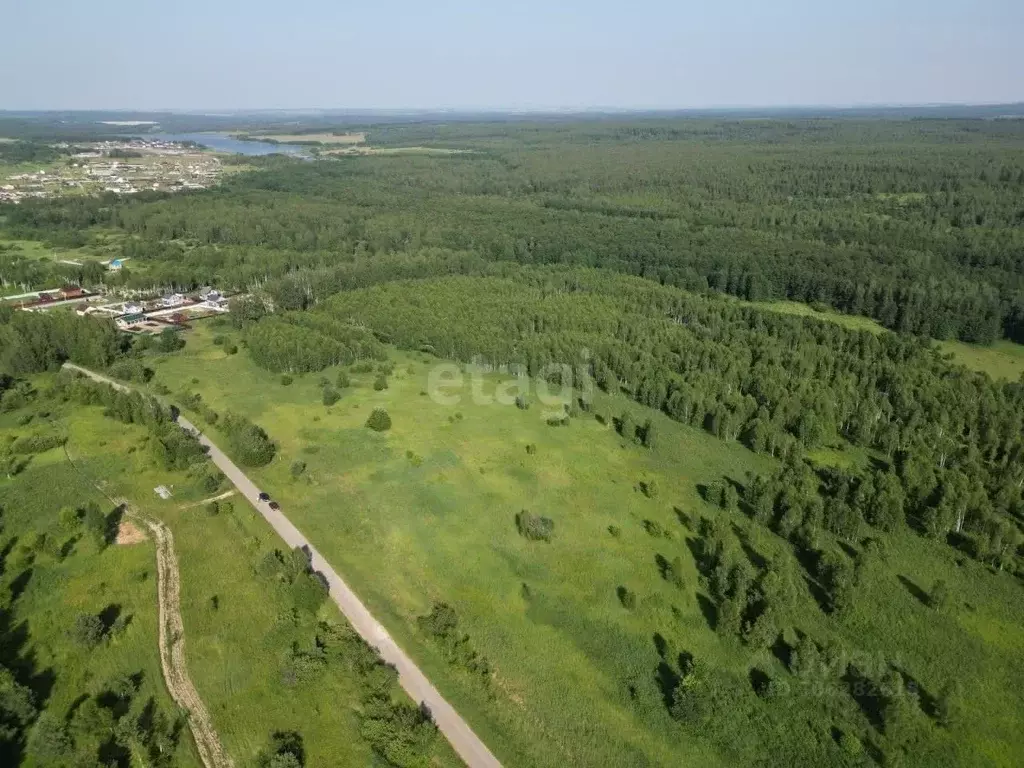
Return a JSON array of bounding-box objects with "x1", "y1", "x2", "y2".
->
[{"x1": 2, "y1": 101, "x2": 1024, "y2": 116}]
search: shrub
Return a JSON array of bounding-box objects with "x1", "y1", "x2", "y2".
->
[
  {"x1": 928, "y1": 579, "x2": 951, "y2": 610},
  {"x1": 640, "y1": 478, "x2": 659, "y2": 498},
  {"x1": 322, "y1": 386, "x2": 340, "y2": 406},
  {"x1": 515, "y1": 395, "x2": 529, "y2": 410},
  {"x1": 643, "y1": 519, "x2": 669, "y2": 538},
  {"x1": 200, "y1": 470, "x2": 223, "y2": 493},
  {"x1": 11, "y1": 432, "x2": 66, "y2": 455},
  {"x1": 225, "y1": 344, "x2": 239, "y2": 355},
  {"x1": 373, "y1": 373, "x2": 388, "y2": 391},
  {"x1": 619, "y1": 412, "x2": 637, "y2": 441},
  {"x1": 59, "y1": 505, "x2": 80, "y2": 531},
  {"x1": 222, "y1": 412, "x2": 276, "y2": 467},
  {"x1": 336, "y1": 371, "x2": 350, "y2": 388},
  {"x1": 417, "y1": 603, "x2": 492, "y2": 688},
  {"x1": 157, "y1": 328, "x2": 185, "y2": 353},
  {"x1": 608, "y1": 525, "x2": 622, "y2": 538},
  {"x1": 70, "y1": 614, "x2": 105, "y2": 649},
  {"x1": 365, "y1": 408, "x2": 392, "y2": 432},
  {"x1": 525, "y1": 443, "x2": 537, "y2": 455},
  {"x1": 108, "y1": 359, "x2": 154, "y2": 383},
  {"x1": 280, "y1": 374, "x2": 293, "y2": 386},
  {"x1": 515, "y1": 510, "x2": 554, "y2": 542},
  {"x1": 641, "y1": 419, "x2": 657, "y2": 449},
  {"x1": 290, "y1": 460, "x2": 307, "y2": 478}
]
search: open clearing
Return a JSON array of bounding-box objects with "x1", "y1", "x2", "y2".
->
[{"x1": 116, "y1": 519, "x2": 147, "y2": 545}]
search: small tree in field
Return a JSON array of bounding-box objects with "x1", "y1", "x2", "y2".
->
[
  {"x1": 71, "y1": 614, "x2": 105, "y2": 649},
  {"x1": 322, "y1": 386, "x2": 340, "y2": 406},
  {"x1": 366, "y1": 408, "x2": 392, "y2": 432}
]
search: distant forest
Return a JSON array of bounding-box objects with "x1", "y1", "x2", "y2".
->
[{"x1": 4, "y1": 118, "x2": 1024, "y2": 344}]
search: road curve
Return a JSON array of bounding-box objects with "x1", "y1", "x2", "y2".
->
[{"x1": 62, "y1": 363, "x2": 502, "y2": 768}]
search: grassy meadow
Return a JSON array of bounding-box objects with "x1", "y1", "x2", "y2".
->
[
  {"x1": 0, "y1": 401, "x2": 202, "y2": 767},
  {"x1": 132, "y1": 322, "x2": 1024, "y2": 766},
  {"x1": 0, "y1": 381, "x2": 459, "y2": 767}
]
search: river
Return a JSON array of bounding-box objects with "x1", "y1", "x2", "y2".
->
[{"x1": 148, "y1": 132, "x2": 309, "y2": 157}]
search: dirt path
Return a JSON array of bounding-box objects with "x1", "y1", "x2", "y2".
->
[
  {"x1": 180, "y1": 489, "x2": 236, "y2": 509},
  {"x1": 138, "y1": 509, "x2": 235, "y2": 768},
  {"x1": 62, "y1": 440, "x2": 234, "y2": 768}
]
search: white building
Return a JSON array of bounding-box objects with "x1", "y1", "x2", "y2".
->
[{"x1": 162, "y1": 293, "x2": 185, "y2": 307}]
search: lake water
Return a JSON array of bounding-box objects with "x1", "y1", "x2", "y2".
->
[{"x1": 148, "y1": 132, "x2": 309, "y2": 156}]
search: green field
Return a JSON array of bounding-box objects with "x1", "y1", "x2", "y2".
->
[
  {"x1": 133, "y1": 324, "x2": 1024, "y2": 766},
  {"x1": 0, "y1": 381, "x2": 459, "y2": 767},
  {"x1": 0, "y1": 404, "x2": 202, "y2": 767}
]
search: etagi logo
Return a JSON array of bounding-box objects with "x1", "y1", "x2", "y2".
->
[{"x1": 425, "y1": 350, "x2": 594, "y2": 420}]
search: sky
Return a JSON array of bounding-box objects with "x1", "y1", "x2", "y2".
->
[{"x1": 2, "y1": 0, "x2": 1022, "y2": 111}]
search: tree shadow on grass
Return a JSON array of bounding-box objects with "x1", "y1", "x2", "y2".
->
[
  {"x1": 731, "y1": 523, "x2": 767, "y2": 570},
  {"x1": 771, "y1": 631, "x2": 795, "y2": 670},
  {"x1": 891, "y1": 664, "x2": 938, "y2": 720},
  {"x1": 9, "y1": 568, "x2": 32, "y2": 602},
  {"x1": 749, "y1": 667, "x2": 772, "y2": 696},
  {"x1": 843, "y1": 665, "x2": 885, "y2": 732},
  {"x1": 98, "y1": 604, "x2": 122, "y2": 634},
  {"x1": 897, "y1": 575, "x2": 930, "y2": 607},
  {"x1": 0, "y1": 609, "x2": 57, "y2": 764},
  {"x1": 673, "y1": 507, "x2": 692, "y2": 530},
  {"x1": 696, "y1": 593, "x2": 717, "y2": 631},
  {"x1": 0, "y1": 537, "x2": 18, "y2": 581},
  {"x1": 655, "y1": 660, "x2": 680, "y2": 710},
  {"x1": 104, "y1": 504, "x2": 127, "y2": 547}
]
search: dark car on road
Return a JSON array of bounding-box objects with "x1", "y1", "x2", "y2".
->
[
  {"x1": 258, "y1": 492, "x2": 270, "y2": 502},
  {"x1": 268, "y1": 501, "x2": 280, "y2": 511}
]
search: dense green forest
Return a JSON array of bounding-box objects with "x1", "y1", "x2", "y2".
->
[
  {"x1": 2, "y1": 115, "x2": 1024, "y2": 766},
  {"x1": 6, "y1": 118, "x2": 1024, "y2": 343}
]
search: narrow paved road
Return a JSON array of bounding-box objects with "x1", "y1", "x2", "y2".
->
[{"x1": 63, "y1": 363, "x2": 502, "y2": 768}]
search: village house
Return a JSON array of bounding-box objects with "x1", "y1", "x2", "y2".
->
[{"x1": 161, "y1": 293, "x2": 186, "y2": 307}]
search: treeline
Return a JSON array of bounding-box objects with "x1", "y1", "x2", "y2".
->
[
  {"x1": 317, "y1": 267, "x2": 1024, "y2": 572},
  {"x1": 52, "y1": 373, "x2": 210, "y2": 472},
  {"x1": 0, "y1": 140, "x2": 69, "y2": 164},
  {"x1": 244, "y1": 313, "x2": 387, "y2": 373},
  {"x1": 0, "y1": 306, "x2": 123, "y2": 374}
]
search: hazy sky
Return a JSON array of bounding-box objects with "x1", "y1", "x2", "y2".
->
[{"x1": 2, "y1": 0, "x2": 1021, "y2": 110}]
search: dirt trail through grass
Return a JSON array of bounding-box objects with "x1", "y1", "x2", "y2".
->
[
  {"x1": 62, "y1": 443, "x2": 234, "y2": 768},
  {"x1": 137, "y1": 508, "x2": 235, "y2": 768}
]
